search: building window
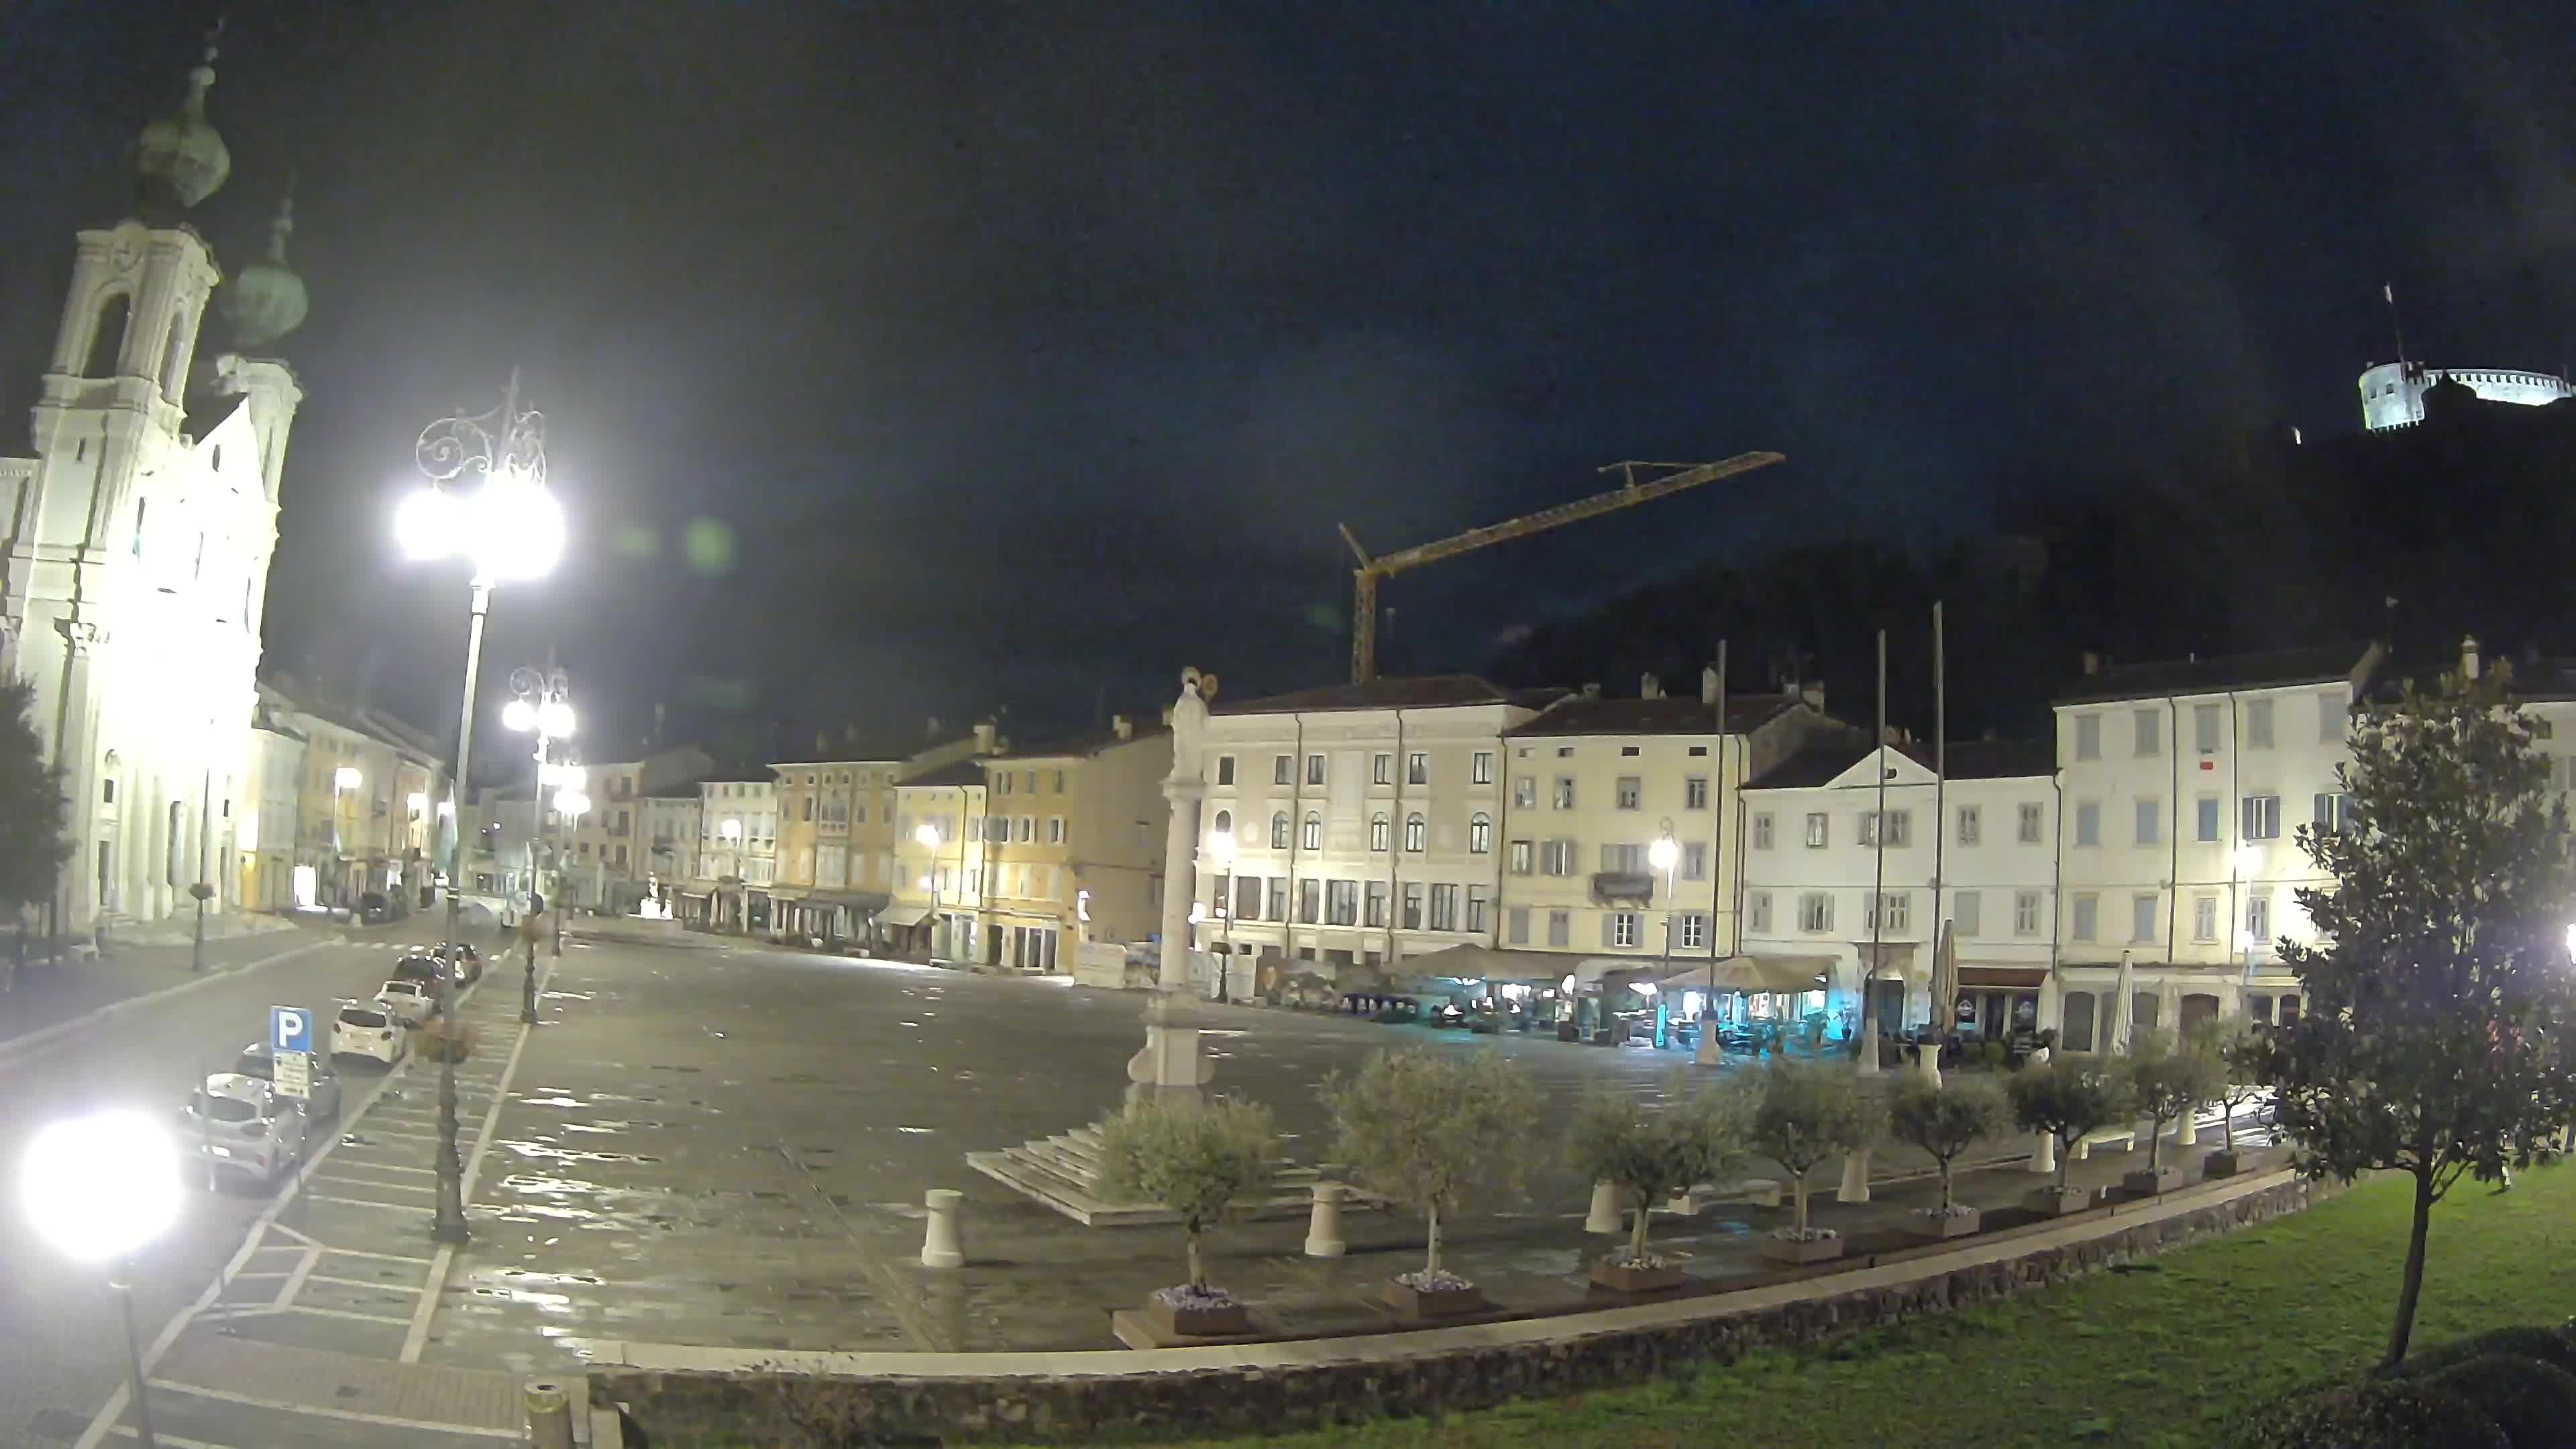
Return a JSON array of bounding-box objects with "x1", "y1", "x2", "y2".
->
[
  {"x1": 1552, "y1": 777, "x2": 1575, "y2": 809},
  {"x1": 2134, "y1": 798, "x2": 2160, "y2": 847},
  {"x1": 2193, "y1": 703, "x2": 2220, "y2": 754},
  {"x1": 2241, "y1": 794, "x2": 2282, "y2": 841},
  {"x1": 2133, "y1": 708, "x2": 2161, "y2": 757},
  {"x1": 1365, "y1": 880, "x2": 1388, "y2": 926},
  {"x1": 1748, "y1": 891, "x2": 1772, "y2": 933},
  {"x1": 2074, "y1": 801, "x2": 2100, "y2": 847},
  {"x1": 2312, "y1": 792, "x2": 2355, "y2": 835},
  {"x1": 1301, "y1": 812, "x2": 1323, "y2": 851},
  {"x1": 1299, "y1": 878, "x2": 1322, "y2": 924},
  {"x1": 1541, "y1": 839, "x2": 1576, "y2": 875},
  {"x1": 1306, "y1": 753, "x2": 1326, "y2": 786},
  {"x1": 1401, "y1": 883, "x2": 1424, "y2": 930},
  {"x1": 1684, "y1": 775, "x2": 1709, "y2": 810},
  {"x1": 2131, "y1": 892, "x2": 2159, "y2": 943},
  {"x1": 2196, "y1": 796, "x2": 2220, "y2": 843},
  {"x1": 1404, "y1": 813, "x2": 1427, "y2": 851},
  {"x1": 1512, "y1": 775, "x2": 1536, "y2": 808},
  {"x1": 1274, "y1": 755, "x2": 1293, "y2": 786},
  {"x1": 1752, "y1": 812, "x2": 1774, "y2": 849},
  {"x1": 1609, "y1": 910, "x2": 1640, "y2": 948},
  {"x1": 2245, "y1": 700, "x2": 2274, "y2": 749},
  {"x1": 2074, "y1": 714, "x2": 2101, "y2": 761},
  {"x1": 2072, "y1": 894, "x2": 2099, "y2": 942},
  {"x1": 1326, "y1": 879, "x2": 1359, "y2": 925},
  {"x1": 1507, "y1": 906, "x2": 1531, "y2": 945},
  {"x1": 1955, "y1": 890, "x2": 1982, "y2": 937},
  {"x1": 1048, "y1": 817, "x2": 1065, "y2": 844},
  {"x1": 1864, "y1": 891, "x2": 1909, "y2": 932},
  {"x1": 102, "y1": 777, "x2": 115, "y2": 804},
  {"x1": 2013, "y1": 890, "x2": 2041, "y2": 936},
  {"x1": 1468, "y1": 812, "x2": 1491, "y2": 853},
  {"x1": 1429, "y1": 884, "x2": 1457, "y2": 931},
  {"x1": 1957, "y1": 805, "x2": 1980, "y2": 845},
  {"x1": 1615, "y1": 775, "x2": 1642, "y2": 810},
  {"x1": 996, "y1": 773, "x2": 1012, "y2": 796},
  {"x1": 2319, "y1": 692, "x2": 2344, "y2": 743},
  {"x1": 1805, "y1": 812, "x2": 1828, "y2": 848},
  {"x1": 1271, "y1": 812, "x2": 1291, "y2": 849},
  {"x1": 1681, "y1": 841, "x2": 1707, "y2": 881},
  {"x1": 1472, "y1": 751, "x2": 1493, "y2": 785},
  {"x1": 1216, "y1": 755, "x2": 1235, "y2": 786},
  {"x1": 1859, "y1": 810, "x2": 1910, "y2": 848},
  {"x1": 1465, "y1": 885, "x2": 1489, "y2": 934},
  {"x1": 1600, "y1": 842, "x2": 1646, "y2": 874},
  {"x1": 1407, "y1": 752, "x2": 1428, "y2": 786},
  {"x1": 2192, "y1": 894, "x2": 2218, "y2": 942},
  {"x1": 1020, "y1": 816, "x2": 1036, "y2": 842},
  {"x1": 1236, "y1": 875, "x2": 1262, "y2": 920},
  {"x1": 1370, "y1": 812, "x2": 1391, "y2": 851},
  {"x1": 1547, "y1": 909, "x2": 1571, "y2": 947},
  {"x1": 1797, "y1": 892, "x2": 1833, "y2": 932},
  {"x1": 1678, "y1": 912, "x2": 1708, "y2": 949},
  {"x1": 1374, "y1": 753, "x2": 1393, "y2": 786},
  {"x1": 2062, "y1": 992, "x2": 2096, "y2": 1053},
  {"x1": 1509, "y1": 839, "x2": 1532, "y2": 874},
  {"x1": 2018, "y1": 802, "x2": 2043, "y2": 844},
  {"x1": 2247, "y1": 892, "x2": 2271, "y2": 945}
]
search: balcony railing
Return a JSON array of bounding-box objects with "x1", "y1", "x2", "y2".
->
[{"x1": 1589, "y1": 871, "x2": 1654, "y2": 904}]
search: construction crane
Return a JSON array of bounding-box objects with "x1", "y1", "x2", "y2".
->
[{"x1": 1337, "y1": 450, "x2": 1785, "y2": 683}]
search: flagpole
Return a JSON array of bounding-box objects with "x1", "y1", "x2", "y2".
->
[{"x1": 1932, "y1": 600, "x2": 1947, "y2": 1036}]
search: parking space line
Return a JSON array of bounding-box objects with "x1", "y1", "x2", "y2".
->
[
  {"x1": 325, "y1": 1160, "x2": 435, "y2": 1174},
  {"x1": 280, "y1": 1305, "x2": 413, "y2": 1326},
  {"x1": 316, "y1": 1246, "x2": 435, "y2": 1265},
  {"x1": 273, "y1": 1247, "x2": 321, "y2": 1309},
  {"x1": 405, "y1": 992, "x2": 536, "y2": 1364},
  {"x1": 304, "y1": 1272, "x2": 421, "y2": 1293},
  {"x1": 107, "y1": 1426, "x2": 231, "y2": 1448},
  {"x1": 314, "y1": 1171, "x2": 437, "y2": 1192},
  {"x1": 142, "y1": 1381, "x2": 523, "y2": 1440},
  {"x1": 303, "y1": 1193, "x2": 419, "y2": 1212}
]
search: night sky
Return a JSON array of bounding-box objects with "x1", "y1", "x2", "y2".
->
[{"x1": 5, "y1": 1, "x2": 2575, "y2": 767}]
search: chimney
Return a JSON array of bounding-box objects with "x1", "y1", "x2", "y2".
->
[
  {"x1": 1701, "y1": 665, "x2": 1721, "y2": 705},
  {"x1": 2081, "y1": 651, "x2": 2102, "y2": 676},
  {"x1": 972, "y1": 720, "x2": 996, "y2": 753},
  {"x1": 1640, "y1": 673, "x2": 1662, "y2": 700},
  {"x1": 1799, "y1": 681, "x2": 1827, "y2": 712},
  {"x1": 2460, "y1": 634, "x2": 2481, "y2": 680},
  {"x1": 1582, "y1": 682, "x2": 1602, "y2": 699},
  {"x1": 1112, "y1": 714, "x2": 1134, "y2": 740}
]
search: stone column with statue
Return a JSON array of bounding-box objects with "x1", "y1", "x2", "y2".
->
[{"x1": 1127, "y1": 667, "x2": 1218, "y2": 1101}]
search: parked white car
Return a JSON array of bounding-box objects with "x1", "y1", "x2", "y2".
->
[
  {"x1": 331, "y1": 1002, "x2": 407, "y2": 1065},
  {"x1": 374, "y1": 979, "x2": 437, "y2": 1026},
  {"x1": 180, "y1": 1073, "x2": 311, "y2": 1185}
]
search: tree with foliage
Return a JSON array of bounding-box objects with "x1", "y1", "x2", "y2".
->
[
  {"x1": 0, "y1": 680, "x2": 68, "y2": 919},
  {"x1": 2008, "y1": 1060, "x2": 2130, "y2": 1195},
  {"x1": 2122, "y1": 1031, "x2": 2226, "y2": 1175},
  {"x1": 2196, "y1": 1023, "x2": 2269, "y2": 1153},
  {"x1": 1889, "y1": 1077, "x2": 2007, "y2": 1214},
  {"x1": 2257, "y1": 663, "x2": 2576, "y2": 1368},
  {"x1": 1096, "y1": 1095, "x2": 1276, "y2": 1293},
  {"x1": 1319, "y1": 1050, "x2": 1539, "y2": 1282},
  {"x1": 1748, "y1": 1060, "x2": 1881, "y2": 1239},
  {"x1": 1570, "y1": 1073, "x2": 1754, "y2": 1266}
]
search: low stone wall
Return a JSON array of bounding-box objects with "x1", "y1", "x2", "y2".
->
[{"x1": 593, "y1": 1173, "x2": 2322, "y2": 1446}]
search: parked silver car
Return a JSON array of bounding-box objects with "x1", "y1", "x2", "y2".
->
[
  {"x1": 179, "y1": 1073, "x2": 311, "y2": 1185},
  {"x1": 231, "y1": 1041, "x2": 343, "y2": 1125}
]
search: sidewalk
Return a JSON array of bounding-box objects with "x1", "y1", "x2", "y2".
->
[{"x1": 0, "y1": 917, "x2": 349, "y2": 1054}]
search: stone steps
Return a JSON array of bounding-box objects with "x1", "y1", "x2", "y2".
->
[{"x1": 969, "y1": 1122, "x2": 1385, "y2": 1228}]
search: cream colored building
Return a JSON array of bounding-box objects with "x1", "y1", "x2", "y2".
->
[
  {"x1": 564, "y1": 745, "x2": 710, "y2": 915},
  {"x1": 770, "y1": 729, "x2": 983, "y2": 945},
  {"x1": 888, "y1": 757, "x2": 991, "y2": 959},
  {"x1": 690, "y1": 772, "x2": 777, "y2": 930},
  {"x1": 976, "y1": 716, "x2": 1172, "y2": 971},
  {"x1": 257, "y1": 681, "x2": 446, "y2": 912}
]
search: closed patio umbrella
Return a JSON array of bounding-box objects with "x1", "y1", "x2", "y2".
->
[{"x1": 2110, "y1": 949, "x2": 2135, "y2": 1055}]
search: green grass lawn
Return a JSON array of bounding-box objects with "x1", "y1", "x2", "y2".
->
[{"x1": 1148, "y1": 1164, "x2": 2576, "y2": 1449}]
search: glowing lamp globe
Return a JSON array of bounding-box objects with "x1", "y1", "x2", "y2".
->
[
  {"x1": 1207, "y1": 829, "x2": 1236, "y2": 867},
  {"x1": 720, "y1": 818, "x2": 742, "y2": 842},
  {"x1": 536, "y1": 699, "x2": 574, "y2": 738},
  {"x1": 914, "y1": 822, "x2": 940, "y2": 849},
  {"x1": 333, "y1": 766, "x2": 362, "y2": 790},
  {"x1": 1648, "y1": 837, "x2": 1679, "y2": 873},
  {"x1": 553, "y1": 788, "x2": 592, "y2": 817},
  {"x1": 395, "y1": 486, "x2": 462, "y2": 563},
  {"x1": 501, "y1": 698, "x2": 537, "y2": 732},
  {"x1": 23, "y1": 1110, "x2": 182, "y2": 1263}
]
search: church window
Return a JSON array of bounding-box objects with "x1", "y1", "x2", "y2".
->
[
  {"x1": 102, "y1": 778, "x2": 115, "y2": 804},
  {"x1": 85, "y1": 293, "x2": 130, "y2": 378},
  {"x1": 159, "y1": 317, "x2": 190, "y2": 399}
]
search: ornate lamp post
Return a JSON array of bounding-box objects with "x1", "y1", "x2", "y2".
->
[
  {"x1": 396, "y1": 372, "x2": 564, "y2": 1246},
  {"x1": 915, "y1": 821, "x2": 942, "y2": 958},
  {"x1": 1205, "y1": 827, "x2": 1236, "y2": 1001},
  {"x1": 502, "y1": 671, "x2": 574, "y2": 1020},
  {"x1": 23, "y1": 1110, "x2": 182, "y2": 1448},
  {"x1": 1650, "y1": 821, "x2": 1680, "y2": 1050}
]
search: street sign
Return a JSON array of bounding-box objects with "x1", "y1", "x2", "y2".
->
[
  {"x1": 274, "y1": 1050, "x2": 311, "y2": 1099},
  {"x1": 270, "y1": 1006, "x2": 312, "y2": 1055}
]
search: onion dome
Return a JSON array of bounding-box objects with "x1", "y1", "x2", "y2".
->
[
  {"x1": 223, "y1": 177, "x2": 307, "y2": 350},
  {"x1": 135, "y1": 28, "x2": 230, "y2": 212}
]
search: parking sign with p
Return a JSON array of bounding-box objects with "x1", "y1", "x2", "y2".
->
[{"x1": 270, "y1": 1005, "x2": 311, "y2": 1055}]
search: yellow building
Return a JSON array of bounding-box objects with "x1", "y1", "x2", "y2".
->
[
  {"x1": 975, "y1": 716, "x2": 1172, "y2": 972},
  {"x1": 256, "y1": 681, "x2": 447, "y2": 912},
  {"x1": 771, "y1": 729, "x2": 989, "y2": 946},
  {"x1": 888, "y1": 757, "x2": 990, "y2": 960}
]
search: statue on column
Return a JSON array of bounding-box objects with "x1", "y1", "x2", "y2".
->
[{"x1": 1132, "y1": 666, "x2": 1220, "y2": 1098}]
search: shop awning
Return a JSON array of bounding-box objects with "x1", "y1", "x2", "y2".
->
[
  {"x1": 1854, "y1": 941, "x2": 1921, "y2": 977},
  {"x1": 1401, "y1": 943, "x2": 1581, "y2": 983},
  {"x1": 1655, "y1": 955, "x2": 1833, "y2": 994},
  {"x1": 1958, "y1": 965, "x2": 2050, "y2": 989},
  {"x1": 802, "y1": 890, "x2": 892, "y2": 912},
  {"x1": 875, "y1": 902, "x2": 932, "y2": 928}
]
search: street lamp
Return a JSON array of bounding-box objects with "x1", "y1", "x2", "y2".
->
[
  {"x1": 503, "y1": 670, "x2": 574, "y2": 1016},
  {"x1": 916, "y1": 820, "x2": 943, "y2": 959},
  {"x1": 1206, "y1": 828, "x2": 1236, "y2": 1002},
  {"x1": 398, "y1": 371, "x2": 561, "y2": 1248},
  {"x1": 24, "y1": 1110, "x2": 182, "y2": 1448},
  {"x1": 721, "y1": 818, "x2": 745, "y2": 932},
  {"x1": 1649, "y1": 822, "x2": 1680, "y2": 1051}
]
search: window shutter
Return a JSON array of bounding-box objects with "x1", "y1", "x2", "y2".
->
[{"x1": 1600, "y1": 912, "x2": 1615, "y2": 949}]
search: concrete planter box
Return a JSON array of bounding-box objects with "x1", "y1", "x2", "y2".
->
[
  {"x1": 1383, "y1": 1278, "x2": 1485, "y2": 1319},
  {"x1": 2123, "y1": 1165, "x2": 2179, "y2": 1198},
  {"x1": 1141, "y1": 1296, "x2": 1249, "y2": 1338},
  {"x1": 1589, "y1": 1256, "x2": 1686, "y2": 1294},
  {"x1": 1906, "y1": 1207, "x2": 1982, "y2": 1242},
  {"x1": 2024, "y1": 1186, "x2": 2092, "y2": 1216},
  {"x1": 2202, "y1": 1149, "x2": 2242, "y2": 1179},
  {"x1": 1760, "y1": 1230, "x2": 1844, "y2": 1265}
]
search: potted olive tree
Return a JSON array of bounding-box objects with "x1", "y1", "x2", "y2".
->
[
  {"x1": 1320, "y1": 1049, "x2": 1540, "y2": 1319},
  {"x1": 1888, "y1": 1076, "x2": 2007, "y2": 1240},
  {"x1": 2121, "y1": 1032, "x2": 2225, "y2": 1197},
  {"x1": 2202, "y1": 1024, "x2": 2267, "y2": 1177},
  {"x1": 1569, "y1": 1073, "x2": 1753, "y2": 1293},
  {"x1": 2009, "y1": 1060, "x2": 2130, "y2": 1215},
  {"x1": 1750, "y1": 1060, "x2": 1881, "y2": 1265},
  {"x1": 1096, "y1": 1095, "x2": 1277, "y2": 1338}
]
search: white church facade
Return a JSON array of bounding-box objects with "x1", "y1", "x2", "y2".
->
[{"x1": 0, "y1": 36, "x2": 311, "y2": 935}]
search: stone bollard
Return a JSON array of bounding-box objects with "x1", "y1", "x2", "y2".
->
[
  {"x1": 1585, "y1": 1179, "x2": 1623, "y2": 1235},
  {"x1": 921, "y1": 1188, "x2": 965, "y2": 1269},
  {"x1": 525, "y1": 1381, "x2": 574, "y2": 1449},
  {"x1": 2176, "y1": 1106, "x2": 2198, "y2": 1148},
  {"x1": 1836, "y1": 1149, "x2": 1871, "y2": 1203},
  {"x1": 2029, "y1": 1129, "x2": 2057, "y2": 1175},
  {"x1": 1916, "y1": 1042, "x2": 1943, "y2": 1089},
  {"x1": 1304, "y1": 1182, "x2": 1348, "y2": 1257}
]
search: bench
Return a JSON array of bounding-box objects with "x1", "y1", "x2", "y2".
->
[{"x1": 2071, "y1": 1125, "x2": 2138, "y2": 1161}]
